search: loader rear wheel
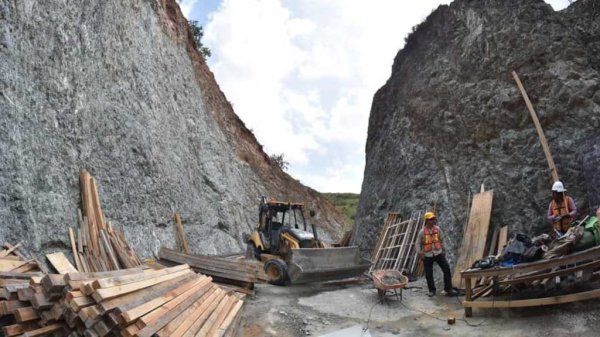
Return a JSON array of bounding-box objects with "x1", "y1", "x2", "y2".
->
[{"x1": 264, "y1": 259, "x2": 289, "y2": 286}]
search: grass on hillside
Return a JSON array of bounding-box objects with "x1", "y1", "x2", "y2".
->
[{"x1": 322, "y1": 193, "x2": 359, "y2": 233}]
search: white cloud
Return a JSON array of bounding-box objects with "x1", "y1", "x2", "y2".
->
[
  {"x1": 178, "y1": 0, "x2": 199, "y2": 17},
  {"x1": 203, "y1": 0, "x2": 454, "y2": 192},
  {"x1": 202, "y1": 0, "x2": 567, "y2": 192}
]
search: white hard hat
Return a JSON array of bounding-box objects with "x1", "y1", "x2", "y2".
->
[{"x1": 552, "y1": 181, "x2": 566, "y2": 192}]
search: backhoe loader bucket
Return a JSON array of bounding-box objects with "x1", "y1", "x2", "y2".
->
[{"x1": 287, "y1": 246, "x2": 371, "y2": 284}]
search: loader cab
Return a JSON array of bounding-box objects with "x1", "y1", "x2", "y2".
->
[{"x1": 250, "y1": 198, "x2": 320, "y2": 257}]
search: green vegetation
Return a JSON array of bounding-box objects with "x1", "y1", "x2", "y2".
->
[
  {"x1": 322, "y1": 193, "x2": 359, "y2": 231},
  {"x1": 270, "y1": 153, "x2": 289, "y2": 171},
  {"x1": 187, "y1": 20, "x2": 212, "y2": 60}
]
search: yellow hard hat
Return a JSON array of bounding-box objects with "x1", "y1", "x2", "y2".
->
[{"x1": 424, "y1": 212, "x2": 436, "y2": 220}]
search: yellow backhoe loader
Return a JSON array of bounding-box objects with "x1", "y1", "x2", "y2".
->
[{"x1": 246, "y1": 197, "x2": 370, "y2": 285}]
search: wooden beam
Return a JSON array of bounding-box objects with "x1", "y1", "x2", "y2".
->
[
  {"x1": 463, "y1": 287, "x2": 600, "y2": 309},
  {"x1": 496, "y1": 226, "x2": 508, "y2": 256},
  {"x1": 512, "y1": 71, "x2": 559, "y2": 182}
]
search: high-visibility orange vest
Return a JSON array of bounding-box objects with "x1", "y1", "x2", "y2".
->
[
  {"x1": 423, "y1": 226, "x2": 443, "y2": 253},
  {"x1": 552, "y1": 195, "x2": 572, "y2": 232}
]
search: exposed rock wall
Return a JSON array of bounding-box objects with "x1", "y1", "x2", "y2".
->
[
  {"x1": 0, "y1": 0, "x2": 344, "y2": 258},
  {"x1": 353, "y1": 0, "x2": 600, "y2": 259}
]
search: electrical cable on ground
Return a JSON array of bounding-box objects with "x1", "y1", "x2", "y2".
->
[{"x1": 362, "y1": 288, "x2": 485, "y2": 332}]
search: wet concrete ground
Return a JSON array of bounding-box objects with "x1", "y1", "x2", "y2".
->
[{"x1": 235, "y1": 278, "x2": 600, "y2": 337}]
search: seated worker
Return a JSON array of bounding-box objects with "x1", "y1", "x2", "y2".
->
[
  {"x1": 546, "y1": 181, "x2": 577, "y2": 235},
  {"x1": 416, "y1": 212, "x2": 457, "y2": 297}
]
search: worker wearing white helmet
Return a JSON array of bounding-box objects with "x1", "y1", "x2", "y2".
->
[{"x1": 546, "y1": 181, "x2": 577, "y2": 235}]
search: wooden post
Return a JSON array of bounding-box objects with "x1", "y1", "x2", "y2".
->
[
  {"x1": 512, "y1": 71, "x2": 560, "y2": 182},
  {"x1": 464, "y1": 276, "x2": 473, "y2": 317}
]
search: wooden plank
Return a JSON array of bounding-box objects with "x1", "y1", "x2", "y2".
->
[
  {"x1": 90, "y1": 177, "x2": 107, "y2": 231},
  {"x1": 69, "y1": 228, "x2": 84, "y2": 272},
  {"x1": 452, "y1": 187, "x2": 494, "y2": 289},
  {"x1": 512, "y1": 71, "x2": 559, "y2": 182},
  {"x1": 0, "y1": 243, "x2": 22, "y2": 258},
  {"x1": 98, "y1": 273, "x2": 196, "y2": 314},
  {"x1": 496, "y1": 226, "x2": 508, "y2": 256},
  {"x1": 0, "y1": 259, "x2": 30, "y2": 272},
  {"x1": 99, "y1": 230, "x2": 120, "y2": 271},
  {"x1": 155, "y1": 287, "x2": 221, "y2": 337},
  {"x1": 2, "y1": 322, "x2": 40, "y2": 337},
  {"x1": 217, "y1": 300, "x2": 243, "y2": 337},
  {"x1": 46, "y1": 252, "x2": 78, "y2": 274},
  {"x1": 178, "y1": 290, "x2": 225, "y2": 337},
  {"x1": 136, "y1": 279, "x2": 214, "y2": 328},
  {"x1": 464, "y1": 287, "x2": 600, "y2": 309},
  {"x1": 92, "y1": 269, "x2": 192, "y2": 302},
  {"x1": 14, "y1": 307, "x2": 40, "y2": 322},
  {"x1": 135, "y1": 283, "x2": 218, "y2": 337},
  {"x1": 197, "y1": 294, "x2": 236, "y2": 337},
  {"x1": 174, "y1": 213, "x2": 190, "y2": 254},
  {"x1": 205, "y1": 296, "x2": 238, "y2": 337},
  {"x1": 80, "y1": 170, "x2": 98, "y2": 253},
  {"x1": 92, "y1": 264, "x2": 189, "y2": 289},
  {"x1": 488, "y1": 227, "x2": 499, "y2": 259},
  {"x1": 22, "y1": 323, "x2": 65, "y2": 337},
  {"x1": 119, "y1": 276, "x2": 209, "y2": 324},
  {"x1": 463, "y1": 245, "x2": 600, "y2": 279}
]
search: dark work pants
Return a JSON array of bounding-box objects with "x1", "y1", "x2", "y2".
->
[{"x1": 424, "y1": 254, "x2": 453, "y2": 292}]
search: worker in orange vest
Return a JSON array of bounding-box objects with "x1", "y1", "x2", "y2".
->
[
  {"x1": 416, "y1": 212, "x2": 457, "y2": 297},
  {"x1": 546, "y1": 181, "x2": 577, "y2": 235}
]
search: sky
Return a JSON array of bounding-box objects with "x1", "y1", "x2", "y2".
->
[{"x1": 179, "y1": 0, "x2": 572, "y2": 193}]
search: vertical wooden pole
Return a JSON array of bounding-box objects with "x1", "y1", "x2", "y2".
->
[
  {"x1": 465, "y1": 276, "x2": 473, "y2": 317},
  {"x1": 512, "y1": 71, "x2": 560, "y2": 182}
]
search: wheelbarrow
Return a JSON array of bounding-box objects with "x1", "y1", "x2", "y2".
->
[{"x1": 371, "y1": 270, "x2": 409, "y2": 304}]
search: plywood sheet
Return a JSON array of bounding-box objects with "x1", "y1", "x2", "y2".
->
[{"x1": 452, "y1": 188, "x2": 493, "y2": 288}]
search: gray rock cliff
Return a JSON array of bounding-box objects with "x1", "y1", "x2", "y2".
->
[
  {"x1": 0, "y1": 0, "x2": 344, "y2": 258},
  {"x1": 353, "y1": 0, "x2": 600, "y2": 260}
]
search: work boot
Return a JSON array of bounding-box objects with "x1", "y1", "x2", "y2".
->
[
  {"x1": 427, "y1": 290, "x2": 436, "y2": 297},
  {"x1": 445, "y1": 289, "x2": 458, "y2": 297}
]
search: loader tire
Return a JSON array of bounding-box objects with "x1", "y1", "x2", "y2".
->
[
  {"x1": 264, "y1": 259, "x2": 290, "y2": 286},
  {"x1": 245, "y1": 242, "x2": 260, "y2": 260}
]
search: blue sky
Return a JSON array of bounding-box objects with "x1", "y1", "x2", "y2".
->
[{"x1": 178, "y1": 0, "x2": 571, "y2": 193}]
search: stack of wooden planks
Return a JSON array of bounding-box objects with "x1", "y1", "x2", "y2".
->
[
  {"x1": 67, "y1": 170, "x2": 142, "y2": 272},
  {"x1": 452, "y1": 185, "x2": 494, "y2": 289},
  {"x1": 158, "y1": 247, "x2": 267, "y2": 292},
  {"x1": 1, "y1": 264, "x2": 244, "y2": 337},
  {"x1": 370, "y1": 212, "x2": 424, "y2": 277}
]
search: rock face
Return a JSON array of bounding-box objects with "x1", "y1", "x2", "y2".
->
[
  {"x1": 0, "y1": 0, "x2": 344, "y2": 258},
  {"x1": 353, "y1": 0, "x2": 600, "y2": 258}
]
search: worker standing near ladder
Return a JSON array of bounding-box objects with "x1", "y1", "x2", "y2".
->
[
  {"x1": 546, "y1": 181, "x2": 577, "y2": 236},
  {"x1": 416, "y1": 212, "x2": 457, "y2": 297}
]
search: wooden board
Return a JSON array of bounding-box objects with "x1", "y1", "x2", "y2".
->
[
  {"x1": 46, "y1": 252, "x2": 78, "y2": 274},
  {"x1": 452, "y1": 187, "x2": 494, "y2": 289},
  {"x1": 463, "y1": 287, "x2": 600, "y2": 309},
  {"x1": 496, "y1": 226, "x2": 508, "y2": 256}
]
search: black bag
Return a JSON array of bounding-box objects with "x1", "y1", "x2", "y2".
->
[{"x1": 522, "y1": 245, "x2": 544, "y2": 262}]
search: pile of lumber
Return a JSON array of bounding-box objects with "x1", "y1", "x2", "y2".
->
[
  {"x1": 370, "y1": 212, "x2": 424, "y2": 277},
  {"x1": 0, "y1": 243, "x2": 45, "y2": 275},
  {"x1": 158, "y1": 247, "x2": 268, "y2": 291},
  {"x1": 1, "y1": 264, "x2": 244, "y2": 337},
  {"x1": 67, "y1": 170, "x2": 142, "y2": 272}
]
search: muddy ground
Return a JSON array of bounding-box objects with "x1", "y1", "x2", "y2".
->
[{"x1": 235, "y1": 278, "x2": 600, "y2": 337}]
